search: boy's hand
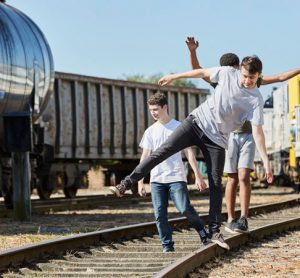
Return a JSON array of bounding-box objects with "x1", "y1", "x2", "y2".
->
[
  {"x1": 158, "y1": 74, "x2": 174, "y2": 86},
  {"x1": 138, "y1": 182, "x2": 147, "y2": 197},
  {"x1": 195, "y1": 176, "x2": 208, "y2": 191},
  {"x1": 264, "y1": 161, "x2": 273, "y2": 184},
  {"x1": 186, "y1": 37, "x2": 199, "y2": 51}
]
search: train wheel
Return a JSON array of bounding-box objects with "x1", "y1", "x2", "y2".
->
[
  {"x1": 2, "y1": 174, "x2": 13, "y2": 209},
  {"x1": 274, "y1": 176, "x2": 285, "y2": 186},
  {"x1": 4, "y1": 187, "x2": 13, "y2": 209},
  {"x1": 109, "y1": 172, "x2": 118, "y2": 187},
  {"x1": 63, "y1": 187, "x2": 78, "y2": 198},
  {"x1": 37, "y1": 186, "x2": 52, "y2": 200},
  {"x1": 37, "y1": 176, "x2": 53, "y2": 200}
]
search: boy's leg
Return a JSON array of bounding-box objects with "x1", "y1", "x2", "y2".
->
[
  {"x1": 225, "y1": 173, "x2": 239, "y2": 221},
  {"x1": 151, "y1": 183, "x2": 174, "y2": 251},
  {"x1": 238, "y1": 168, "x2": 251, "y2": 218},
  {"x1": 234, "y1": 168, "x2": 251, "y2": 233},
  {"x1": 111, "y1": 116, "x2": 199, "y2": 196},
  {"x1": 235, "y1": 133, "x2": 255, "y2": 233},
  {"x1": 224, "y1": 133, "x2": 239, "y2": 222},
  {"x1": 169, "y1": 181, "x2": 210, "y2": 245},
  {"x1": 224, "y1": 173, "x2": 239, "y2": 233},
  {"x1": 203, "y1": 144, "x2": 225, "y2": 234},
  {"x1": 199, "y1": 136, "x2": 229, "y2": 249}
]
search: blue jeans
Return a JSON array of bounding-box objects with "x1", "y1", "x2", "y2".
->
[
  {"x1": 151, "y1": 181, "x2": 205, "y2": 248},
  {"x1": 122, "y1": 115, "x2": 225, "y2": 233}
]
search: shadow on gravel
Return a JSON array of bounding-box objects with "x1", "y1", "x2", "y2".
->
[{"x1": 0, "y1": 211, "x2": 159, "y2": 236}]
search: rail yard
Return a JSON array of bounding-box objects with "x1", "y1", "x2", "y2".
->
[
  {"x1": 0, "y1": 1, "x2": 300, "y2": 277},
  {"x1": 0, "y1": 183, "x2": 299, "y2": 277}
]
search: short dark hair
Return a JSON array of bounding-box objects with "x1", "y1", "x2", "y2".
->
[
  {"x1": 241, "y1": 55, "x2": 263, "y2": 74},
  {"x1": 148, "y1": 92, "x2": 168, "y2": 107},
  {"x1": 219, "y1": 53, "x2": 240, "y2": 67}
]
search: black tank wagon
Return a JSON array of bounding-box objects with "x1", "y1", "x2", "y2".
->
[{"x1": 0, "y1": 1, "x2": 54, "y2": 205}]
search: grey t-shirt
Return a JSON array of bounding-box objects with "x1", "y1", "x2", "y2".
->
[{"x1": 190, "y1": 66, "x2": 264, "y2": 149}]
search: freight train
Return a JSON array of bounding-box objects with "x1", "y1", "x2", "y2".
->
[
  {"x1": 253, "y1": 76, "x2": 300, "y2": 191},
  {"x1": 34, "y1": 72, "x2": 208, "y2": 200},
  {"x1": 1, "y1": 70, "x2": 209, "y2": 203},
  {"x1": 0, "y1": 2, "x2": 209, "y2": 204}
]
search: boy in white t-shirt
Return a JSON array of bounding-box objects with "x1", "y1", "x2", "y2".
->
[
  {"x1": 111, "y1": 55, "x2": 273, "y2": 249},
  {"x1": 137, "y1": 92, "x2": 210, "y2": 252}
]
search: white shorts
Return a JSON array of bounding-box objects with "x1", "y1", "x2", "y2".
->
[{"x1": 224, "y1": 133, "x2": 255, "y2": 174}]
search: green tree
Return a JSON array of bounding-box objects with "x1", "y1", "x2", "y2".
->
[{"x1": 123, "y1": 73, "x2": 197, "y2": 88}]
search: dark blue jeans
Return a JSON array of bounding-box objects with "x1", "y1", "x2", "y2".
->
[
  {"x1": 151, "y1": 181, "x2": 205, "y2": 248},
  {"x1": 123, "y1": 115, "x2": 225, "y2": 233}
]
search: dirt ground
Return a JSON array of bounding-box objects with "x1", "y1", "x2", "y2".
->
[
  {"x1": 0, "y1": 169, "x2": 298, "y2": 252},
  {"x1": 190, "y1": 230, "x2": 300, "y2": 278}
]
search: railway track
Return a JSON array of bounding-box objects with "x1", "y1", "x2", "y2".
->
[
  {"x1": 0, "y1": 193, "x2": 153, "y2": 217},
  {"x1": 0, "y1": 198, "x2": 299, "y2": 277},
  {"x1": 0, "y1": 182, "x2": 274, "y2": 216}
]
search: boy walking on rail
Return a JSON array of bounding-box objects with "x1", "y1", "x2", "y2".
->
[
  {"x1": 137, "y1": 92, "x2": 211, "y2": 252},
  {"x1": 185, "y1": 37, "x2": 300, "y2": 234},
  {"x1": 111, "y1": 53, "x2": 273, "y2": 249}
]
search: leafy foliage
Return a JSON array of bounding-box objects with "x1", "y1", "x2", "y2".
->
[{"x1": 123, "y1": 73, "x2": 197, "y2": 88}]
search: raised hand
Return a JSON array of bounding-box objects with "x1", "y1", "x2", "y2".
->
[{"x1": 185, "y1": 37, "x2": 199, "y2": 51}]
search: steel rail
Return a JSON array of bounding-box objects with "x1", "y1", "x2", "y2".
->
[
  {"x1": 0, "y1": 197, "x2": 298, "y2": 272},
  {"x1": 154, "y1": 217, "x2": 300, "y2": 278},
  {"x1": 0, "y1": 187, "x2": 213, "y2": 216},
  {"x1": 0, "y1": 193, "x2": 152, "y2": 217},
  {"x1": 0, "y1": 184, "x2": 289, "y2": 216}
]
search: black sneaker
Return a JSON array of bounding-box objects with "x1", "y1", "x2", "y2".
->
[
  {"x1": 198, "y1": 228, "x2": 211, "y2": 246},
  {"x1": 225, "y1": 219, "x2": 239, "y2": 234},
  {"x1": 163, "y1": 246, "x2": 175, "y2": 253},
  {"x1": 234, "y1": 217, "x2": 249, "y2": 233},
  {"x1": 109, "y1": 181, "x2": 127, "y2": 197},
  {"x1": 211, "y1": 232, "x2": 230, "y2": 250}
]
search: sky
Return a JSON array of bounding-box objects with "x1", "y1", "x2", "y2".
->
[{"x1": 8, "y1": 0, "x2": 300, "y2": 99}]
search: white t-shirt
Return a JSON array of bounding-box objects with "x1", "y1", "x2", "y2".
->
[
  {"x1": 139, "y1": 119, "x2": 187, "y2": 183},
  {"x1": 190, "y1": 66, "x2": 264, "y2": 149}
]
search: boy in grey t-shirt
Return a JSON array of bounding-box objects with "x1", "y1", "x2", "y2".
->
[
  {"x1": 189, "y1": 65, "x2": 264, "y2": 149},
  {"x1": 186, "y1": 37, "x2": 300, "y2": 235},
  {"x1": 111, "y1": 55, "x2": 273, "y2": 250}
]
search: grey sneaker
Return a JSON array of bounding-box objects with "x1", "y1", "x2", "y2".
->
[
  {"x1": 109, "y1": 182, "x2": 127, "y2": 197},
  {"x1": 225, "y1": 219, "x2": 239, "y2": 234},
  {"x1": 211, "y1": 232, "x2": 230, "y2": 250},
  {"x1": 234, "y1": 217, "x2": 249, "y2": 233},
  {"x1": 163, "y1": 246, "x2": 175, "y2": 253}
]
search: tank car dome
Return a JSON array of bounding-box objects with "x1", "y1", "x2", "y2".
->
[{"x1": 0, "y1": 1, "x2": 54, "y2": 118}]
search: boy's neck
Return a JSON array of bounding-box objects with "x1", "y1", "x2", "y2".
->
[{"x1": 158, "y1": 114, "x2": 171, "y2": 125}]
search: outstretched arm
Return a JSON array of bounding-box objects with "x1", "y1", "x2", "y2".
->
[
  {"x1": 261, "y1": 68, "x2": 300, "y2": 85},
  {"x1": 185, "y1": 37, "x2": 211, "y2": 84},
  {"x1": 252, "y1": 125, "x2": 273, "y2": 184},
  {"x1": 158, "y1": 68, "x2": 211, "y2": 86},
  {"x1": 183, "y1": 147, "x2": 207, "y2": 191}
]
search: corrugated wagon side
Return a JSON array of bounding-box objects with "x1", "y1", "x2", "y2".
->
[{"x1": 36, "y1": 72, "x2": 209, "y2": 198}]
